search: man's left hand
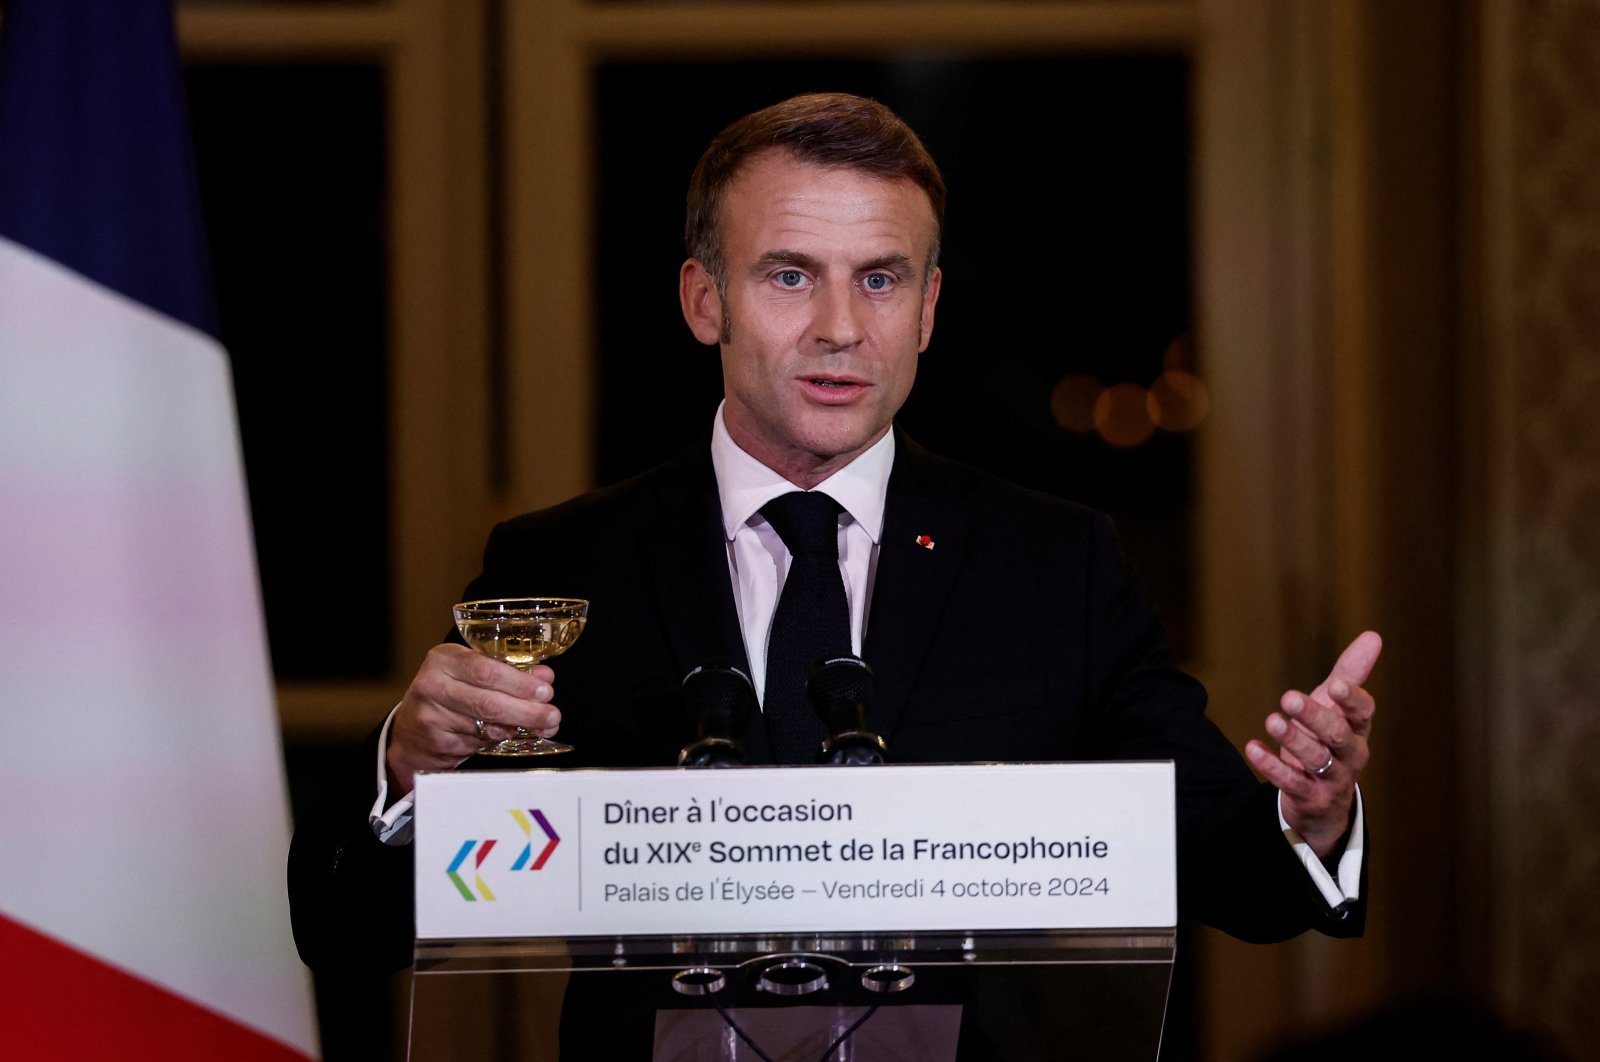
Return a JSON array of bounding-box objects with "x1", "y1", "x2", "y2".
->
[{"x1": 1246, "y1": 631, "x2": 1383, "y2": 859}]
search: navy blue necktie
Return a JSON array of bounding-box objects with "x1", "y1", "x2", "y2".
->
[{"x1": 761, "y1": 491, "x2": 850, "y2": 764}]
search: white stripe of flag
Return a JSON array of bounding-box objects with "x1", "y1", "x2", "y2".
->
[{"x1": 0, "y1": 1, "x2": 319, "y2": 1057}]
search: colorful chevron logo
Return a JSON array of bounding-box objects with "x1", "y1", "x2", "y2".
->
[
  {"x1": 510, "y1": 808, "x2": 561, "y2": 871},
  {"x1": 446, "y1": 808, "x2": 562, "y2": 901},
  {"x1": 446, "y1": 839, "x2": 498, "y2": 902}
]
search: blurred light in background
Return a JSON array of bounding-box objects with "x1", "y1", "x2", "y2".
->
[
  {"x1": 1051, "y1": 367, "x2": 1209, "y2": 447},
  {"x1": 1148, "y1": 369, "x2": 1210, "y2": 432},
  {"x1": 1094, "y1": 381, "x2": 1157, "y2": 448},
  {"x1": 1050, "y1": 373, "x2": 1102, "y2": 433},
  {"x1": 1051, "y1": 332, "x2": 1209, "y2": 447}
]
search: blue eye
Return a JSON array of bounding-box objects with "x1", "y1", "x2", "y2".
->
[
  {"x1": 777, "y1": 270, "x2": 805, "y2": 287},
  {"x1": 863, "y1": 273, "x2": 892, "y2": 291}
]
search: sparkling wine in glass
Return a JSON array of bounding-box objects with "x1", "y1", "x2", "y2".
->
[{"x1": 452, "y1": 597, "x2": 588, "y2": 756}]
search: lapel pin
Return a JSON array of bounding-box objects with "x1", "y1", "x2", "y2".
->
[{"x1": 915, "y1": 534, "x2": 935, "y2": 550}]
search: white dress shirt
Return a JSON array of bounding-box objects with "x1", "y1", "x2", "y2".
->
[
  {"x1": 710, "y1": 404, "x2": 892, "y2": 701},
  {"x1": 367, "y1": 405, "x2": 1362, "y2": 909}
]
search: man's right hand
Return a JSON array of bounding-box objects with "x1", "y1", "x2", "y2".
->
[{"x1": 384, "y1": 644, "x2": 560, "y2": 794}]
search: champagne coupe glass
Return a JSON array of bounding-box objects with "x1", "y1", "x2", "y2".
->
[{"x1": 452, "y1": 597, "x2": 588, "y2": 756}]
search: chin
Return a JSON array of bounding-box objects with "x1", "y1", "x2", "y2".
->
[{"x1": 794, "y1": 425, "x2": 878, "y2": 461}]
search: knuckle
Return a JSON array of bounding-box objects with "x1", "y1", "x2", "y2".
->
[
  {"x1": 468, "y1": 654, "x2": 501, "y2": 686},
  {"x1": 425, "y1": 644, "x2": 467, "y2": 673},
  {"x1": 410, "y1": 667, "x2": 447, "y2": 702},
  {"x1": 472, "y1": 689, "x2": 506, "y2": 723}
]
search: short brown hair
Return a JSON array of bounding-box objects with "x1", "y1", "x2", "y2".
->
[{"x1": 684, "y1": 93, "x2": 946, "y2": 288}]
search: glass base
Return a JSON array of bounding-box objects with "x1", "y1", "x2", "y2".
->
[{"x1": 477, "y1": 736, "x2": 572, "y2": 756}]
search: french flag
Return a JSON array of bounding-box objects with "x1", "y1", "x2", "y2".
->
[{"x1": 0, "y1": 2, "x2": 319, "y2": 1058}]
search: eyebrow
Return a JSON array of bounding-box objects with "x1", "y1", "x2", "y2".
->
[
  {"x1": 752, "y1": 249, "x2": 821, "y2": 274},
  {"x1": 751, "y1": 249, "x2": 918, "y2": 278},
  {"x1": 855, "y1": 252, "x2": 916, "y2": 278}
]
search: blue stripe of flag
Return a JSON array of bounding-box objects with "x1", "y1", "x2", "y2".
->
[{"x1": 0, "y1": 0, "x2": 216, "y2": 338}]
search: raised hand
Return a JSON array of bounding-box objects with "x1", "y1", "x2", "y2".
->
[
  {"x1": 384, "y1": 643, "x2": 560, "y2": 794},
  {"x1": 1246, "y1": 631, "x2": 1382, "y2": 858}
]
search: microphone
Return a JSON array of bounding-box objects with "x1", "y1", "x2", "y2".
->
[
  {"x1": 806, "y1": 654, "x2": 887, "y2": 766},
  {"x1": 678, "y1": 658, "x2": 756, "y2": 768}
]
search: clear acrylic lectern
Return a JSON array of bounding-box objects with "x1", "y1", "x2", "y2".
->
[{"x1": 408, "y1": 762, "x2": 1178, "y2": 1060}]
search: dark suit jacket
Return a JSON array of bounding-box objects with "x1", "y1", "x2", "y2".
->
[{"x1": 289, "y1": 434, "x2": 1363, "y2": 972}]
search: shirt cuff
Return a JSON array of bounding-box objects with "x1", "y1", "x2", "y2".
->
[
  {"x1": 368, "y1": 704, "x2": 416, "y2": 846},
  {"x1": 1278, "y1": 785, "x2": 1363, "y2": 909}
]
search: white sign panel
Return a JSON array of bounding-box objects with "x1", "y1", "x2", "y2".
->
[{"x1": 414, "y1": 762, "x2": 1175, "y2": 940}]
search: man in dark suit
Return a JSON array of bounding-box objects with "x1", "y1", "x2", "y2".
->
[{"x1": 290, "y1": 93, "x2": 1379, "y2": 973}]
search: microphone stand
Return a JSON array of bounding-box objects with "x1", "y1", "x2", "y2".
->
[
  {"x1": 807, "y1": 654, "x2": 887, "y2": 766},
  {"x1": 678, "y1": 659, "x2": 755, "y2": 768}
]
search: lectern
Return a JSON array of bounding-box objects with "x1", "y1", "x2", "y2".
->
[{"x1": 410, "y1": 763, "x2": 1177, "y2": 1060}]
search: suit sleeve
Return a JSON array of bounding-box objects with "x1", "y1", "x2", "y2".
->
[
  {"x1": 285, "y1": 520, "x2": 527, "y2": 973},
  {"x1": 1079, "y1": 513, "x2": 1364, "y2": 942},
  {"x1": 287, "y1": 723, "x2": 418, "y2": 972}
]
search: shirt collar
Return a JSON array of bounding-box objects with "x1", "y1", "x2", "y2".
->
[{"x1": 710, "y1": 402, "x2": 894, "y2": 544}]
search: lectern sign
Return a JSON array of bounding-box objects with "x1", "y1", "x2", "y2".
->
[{"x1": 414, "y1": 762, "x2": 1175, "y2": 940}]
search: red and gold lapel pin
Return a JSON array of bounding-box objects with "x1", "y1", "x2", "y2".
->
[{"x1": 915, "y1": 534, "x2": 935, "y2": 550}]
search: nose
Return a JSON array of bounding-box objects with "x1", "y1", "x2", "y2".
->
[{"x1": 810, "y1": 277, "x2": 864, "y2": 352}]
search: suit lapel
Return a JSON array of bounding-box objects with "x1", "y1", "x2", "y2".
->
[
  {"x1": 863, "y1": 434, "x2": 970, "y2": 742},
  {"x1": 637, "y1": 445, "x2": 771, "y2": 762}
]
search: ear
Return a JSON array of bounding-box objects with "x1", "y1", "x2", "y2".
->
[
  {"x1": 679, "y1": 259, "x2": 723, "y2": 346},
  {"x1": 917, "y1": 266, "x2": 942, "y2": 352}
]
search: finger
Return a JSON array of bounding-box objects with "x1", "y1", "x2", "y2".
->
[
  {"x1": 422, "y1": 706, "x2": 564, "y2": 760},
  {"x1": 1280, "y1": 717, "x2": 1360, "y2": 774},
  {"x1": 1327, "y1": 678, "x2": 1376, "y2": 737},
  {"x1": 484, "y1": 707, "x2": 564, "y2": 739},
  {"x1": 1246, "y1": 740, "x2": 1318, "y2": 800},
  {"x1": 1274, "y1": 716, "x2": 1324, "y2": 772},
  {"x1": 410, "y1": 664, "x2": 558, "y2": 731},
  {"x1": 413, "y1": 651, "x2": 557, "y2": 727},
  {"x1": 407, "y1": 711, "x2": 499, "y2": 763},
  {"x1": 1310, "y1": 631, "x2": 1383, "y2": 702},
  {"x1": 433, "y1": 646, "x2": 556, "y2": 699},
  {"x1": 1267, "y1": 706, "x2": 1338, "y2": 778},
  {"x1": 414, "y1": 699, "x2": 497, "y2": 744},
  {"x1": 443, "y1": 682, "x2": 561, "y2": 732},
  {"x1": 1282, "y1": 691, "x2": 1362, "y2": 764},
  {"x1": 478, "y1": 720, "x2": 524, "y2": 743},
  {"x1": 1273, "y1": 694, "x2": 1363, "y2": 777}
]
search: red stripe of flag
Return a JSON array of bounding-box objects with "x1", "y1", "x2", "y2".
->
[{"x1": 0, "y1": 913, "x2": 312, "y2": 1062}]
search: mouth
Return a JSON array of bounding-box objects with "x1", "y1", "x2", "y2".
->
[
  {"x1": 798, "y1": 375, "x2": 870, "y2": 402},
  {"x1": 801, "y1": 374, "x2": 868, "y2": 388}
]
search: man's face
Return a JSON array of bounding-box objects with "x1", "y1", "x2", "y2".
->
[{"x1": 680, "y1": 151, "x2": 941, "y2": 487}]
